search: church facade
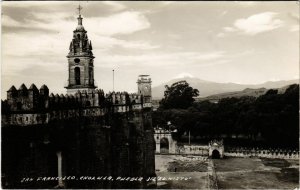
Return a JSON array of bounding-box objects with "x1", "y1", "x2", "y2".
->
[{"x1": 1, "y1": 11, "x2": 156, "y2": 189}]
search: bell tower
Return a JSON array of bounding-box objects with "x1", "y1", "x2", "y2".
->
[
  {"x1": 137, "y1": 75, "x2": 152, "y2": 106},
  {"x1": 65, "y1": 5, "x2": 96, "y2": 94}
]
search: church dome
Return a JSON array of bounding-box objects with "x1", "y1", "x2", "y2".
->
[{"x1": 76, "y1": 25, "x2": 85, "y2": 31}]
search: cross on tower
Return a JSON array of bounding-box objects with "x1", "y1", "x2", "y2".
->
[{"x1": 77, "y1": 4, "x2": 82, "y2": 15}]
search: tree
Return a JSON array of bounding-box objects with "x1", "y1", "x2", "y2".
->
[{"x1": 159, "y1": 81, "x2": 199, "y2": 109}]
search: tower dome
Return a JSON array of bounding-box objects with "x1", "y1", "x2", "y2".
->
[
  {"x1": 75, "y1": 14, "x2": 85, "y2": 32},
  {"x1": 76, "y1": 25, "x2": 85, "y2": 31}
]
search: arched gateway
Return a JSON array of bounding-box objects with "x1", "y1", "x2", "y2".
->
[
  {"x1": 160, "y1": 137, "x2": 169, "y2": 153},
  {"x1": 208, "y1": 139, "x2": 224, "y2": 158},
  {"x1": 212, "y1": 149, "x2": 221, "y2": 159},
  {"x1": 154, "y1": 128, "x2": 177, "y2": 154}
]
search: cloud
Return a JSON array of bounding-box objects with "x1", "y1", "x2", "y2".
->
[
  {"x1": 2, "y1": 10, "x2": 156, "y2": 58},
  {"x1": 216, "y1": 32, "x2": 225, "y2": 38},
  {"x1": 224, "y1": 12, "x2": 283, "y2": 35},
  {"x1": 72, "y1": 35, "x2": 160, "y2": 52},
  {"x1": 101, "y1": 1, "x2": 126, "y2": 11},
  {"x1": 90, "y1": 11, "x2": 150, "y2": 36},
  {"x1": 168, "y1": 33, "x2": 181, "y2": 39},
  {"x1": 290, "y1": 25, "x2": 299, "y2": 32},
  {"x1": 2, "y1": 33, "x2": 68, "y2": 57},
  {"x1": 234, "y1": 1, "x2": 257, "y2": 7},
  {"x1": 2, "y1": 15, "x2": 23, "y2": 27},
  {"x1": 223, "y1": 27, "x2": 236, "y2": 32},
  {"x1": 95, "y1": 51, "x2": 226, "y2": 69},
  {"x1": 2, "y1": 2, "x2": 298, "y2": 97},
  {"x1": 220, "y1": 11, "x2": 228, "y2": 17},
  {"x1": 3, "y1": 9, "x2": 150, "y2": 37},
  {"x1": 191, "y1": 51, "x2": 225, "y2": 60},
  {"x1": 2, "y1": 1, "x2": 70, "y2": 8},
  {"x1": 118, "y1": 40, "x2": 159, "y2": 49}
]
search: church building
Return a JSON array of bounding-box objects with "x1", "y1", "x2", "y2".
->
[
  {"x1": 65, "y1": 11, "x2": 96, "y2": 94},
  {"x1": 1, "y1": 7, "x2": 156, "y2": 189}
]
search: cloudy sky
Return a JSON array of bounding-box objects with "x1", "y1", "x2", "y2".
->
[{"x1": 2, "y1": 1, "x2": 299, "y2": 97}]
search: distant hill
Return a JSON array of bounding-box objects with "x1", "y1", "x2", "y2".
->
[
  {"x1": 198, "y1": 84, "x2": 296, "y2": 102},
  {"x1": 202, "y1": 88, "x2": 268, "y2": 100},
  {"x1": 152, "y1": 77, "x2": 298, "y2": 100}
]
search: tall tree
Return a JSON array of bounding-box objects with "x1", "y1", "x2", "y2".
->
[{"x1": 159, "y1": 81, "x2": 199, "y2": 109}]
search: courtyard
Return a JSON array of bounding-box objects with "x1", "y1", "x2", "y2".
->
[{"x1": 155, "y1": 154, "x2": 299, "y2": 189}]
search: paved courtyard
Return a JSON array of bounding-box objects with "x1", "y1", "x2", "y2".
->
[{"x1": 155, "y1": 154, "x2": 299, "y2": 189}]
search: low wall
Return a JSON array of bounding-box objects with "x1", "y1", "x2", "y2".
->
[
  {"x1": 166, "y1": 145, "x2": 299, "y2": 160},
  {"x1": 224, "y1": 147, "x2": 299, "y2": 160},
  {"x1": 176, "y1": 145, "x2": 209, "y2": 156},
  {"x1": 168, "y1": 145, "x2": 299, "y2": 159}
]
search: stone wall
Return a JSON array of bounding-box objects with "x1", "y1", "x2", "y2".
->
[
  {"x1": 1, "y1": 84, "x2": 155, "y2": 189},
  {"x1": 176, "y1": 145, "x2": 209, "y2": 156},
  {"x1": 3, "y1": 84, "x2": 146, "y2": 117},
  {"x1": 224, "y1": 147, "x2": 299, "y2": 160},
  {"x1": 173, "y1": 144, "x2": 299, "y2": 160}
]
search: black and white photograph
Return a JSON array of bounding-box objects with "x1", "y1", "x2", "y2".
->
[{"x1": 1, "y1": 1, "x2": 299, "y2": 189}]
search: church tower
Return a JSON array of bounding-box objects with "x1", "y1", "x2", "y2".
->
[
  {"x1": 137, "y1": 75, "x2": 152, "y2": 106},
  {"x1": 65, "y1": 6, "x2": 96, "y2": 94}
]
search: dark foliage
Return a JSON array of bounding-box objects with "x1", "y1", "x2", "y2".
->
[
  {"x1": 159, "y1": 81, "x2": 199, "y2": 109},
  {"x1": 153, "y1": 84, "x2": 299, "y2": 148}
]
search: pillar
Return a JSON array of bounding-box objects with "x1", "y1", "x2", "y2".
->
[
  {"x1": 156, "y1": 136, "x2": 160, "y2": 153},
  {"x1": 56, "y1": 151, "x2": 64, "y2": 187}
]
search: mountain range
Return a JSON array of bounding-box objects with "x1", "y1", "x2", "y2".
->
[{"x1": 152, "y1": 77, "x2": 299, "y2": 100}]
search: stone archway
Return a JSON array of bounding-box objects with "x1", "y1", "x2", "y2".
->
[
  {"x1": 212, "y1": 149, "x2": 220, "y2": 159},
  {"x1": 160, "y1": 137, "x2": 169, "y2": 153},
  {"x1": 154, "y1": 128, "x2": 177, "y2": 154},
  {"x1": 208, "y1": 139, "x2": 224, "y2": 158}
]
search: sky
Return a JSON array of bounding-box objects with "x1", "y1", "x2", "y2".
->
[{"x1": 1, "y1": 1, "x2": 299, "y2": 97}]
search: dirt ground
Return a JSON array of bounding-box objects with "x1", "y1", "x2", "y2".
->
[
  {"x1": 155, "y1": 155, "x2": 299, "y2": 189},
  {"x1": 155, "y1": 155, "x2": 208, "y2": 189},
  {"x1": 214, "y1": 157, "x2": 299, "y2": 189}
]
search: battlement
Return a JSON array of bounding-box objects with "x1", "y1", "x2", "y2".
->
[
  {"x1": 47, "y1": 89, "x2": 107, "y2": 109},
  {"x1": 137, "y1": 75, "x2": 152, "y2": 84},
  {"x1": 7, "y1": 83, "x2": 49, "y2": 98},
  {"x1": 5, "y1": 84, "x2": 108, "y2": 112},
  {"x1": 106, "y1": 91, "x2": 129, "y2": 105},
  {"x1": 4, "y1": 83, "x2": 152, "y2": 113},
  {"x1": 6, "y1": 84, "x2": 49, "y2": 111}
]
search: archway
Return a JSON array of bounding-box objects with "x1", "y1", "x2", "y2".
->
[
  {"x1": 160, "y1": 137, "x2": 169, "y2": 154},
  {"x1": 212, "y1": 149, "x2": 220, "y2": 159},
  {"x1": 75, "y1": 67, "x2": 80, "y2": 85}
]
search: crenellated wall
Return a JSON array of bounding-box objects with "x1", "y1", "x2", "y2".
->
[
  {"x1": 1, "y1": 82, "x2": 155, "y2": 189},
  {"x1": 2, "y1": 84, "x2": 153, "y2": 126}
]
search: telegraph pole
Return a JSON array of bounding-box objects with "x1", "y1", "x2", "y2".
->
[{"x1": 112, "y1": 69, "x2": 115, "y2": 92}]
